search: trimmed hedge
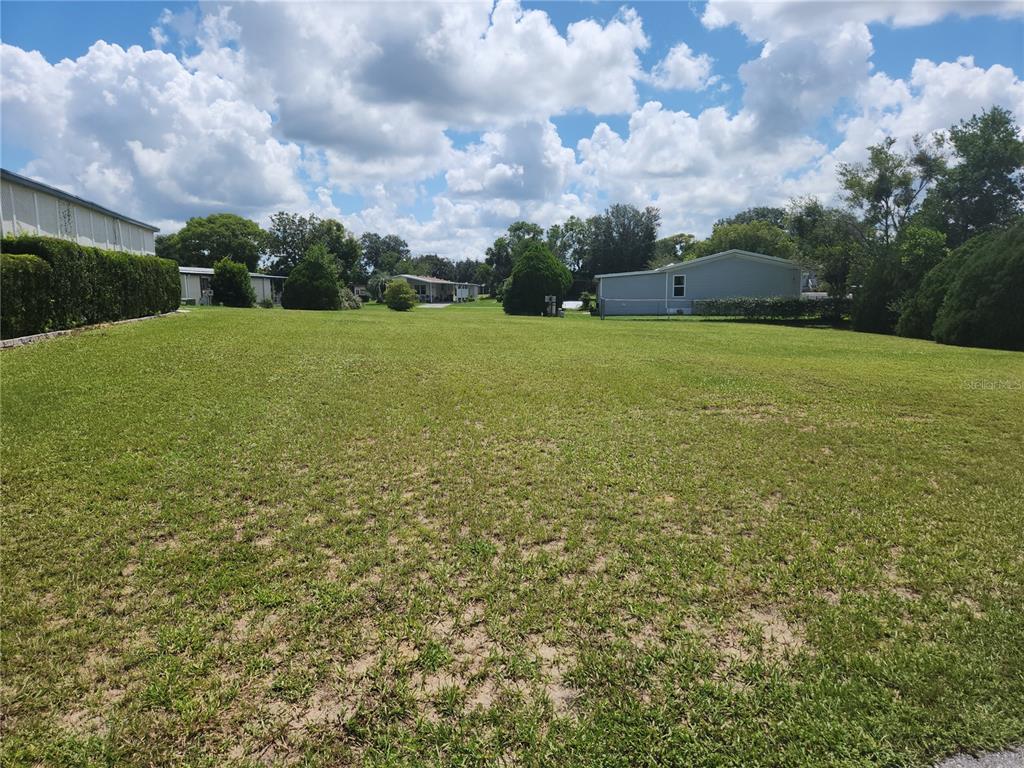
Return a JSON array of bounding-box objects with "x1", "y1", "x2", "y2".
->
[
  {"x1": 1, "y1": 235, "x2": 179, "y2": 336},
  {"x1": 693, "y1": 296, "x2": 851, "y2": 322},
  {"x1": 1, "y1": 253, "x2": 52, "y2": 338}
]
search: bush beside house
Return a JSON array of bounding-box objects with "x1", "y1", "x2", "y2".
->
[
  {"x1": 695, "y1": 296, "x2": 851, "y2": 322},
  {"x1": 383, "y1": 279, "x2": 418, "y2": 311},
  {"x1": 502, "y1": 242, "x2": 571, "y2": 316},
  {"x1": 340, "y1": 287, "x2": 363, "y2": 310},
  {"x1": 1, "y1": 235, "x2": 179, "y2": 338},
  {"x1": 281, "y1": 244, "x2": 355, "y2": 310},
  {"x1": 211, "y1": 258, "x2": 256, "y2": 307}
]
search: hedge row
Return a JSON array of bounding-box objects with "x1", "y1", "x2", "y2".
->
[
  {"x1": 693, "y1": 296, "x2": 851, "y2": 321},
  {"x1": 0, "y1": 253, "x2": 52, "y2": 339},
  {"x1": 1, "y1": 235, "x2": 180, "y2": 338}
]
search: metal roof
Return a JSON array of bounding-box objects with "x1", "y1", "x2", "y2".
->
[
  {"x1": 1, "y1": 168, "x2": 160, "y2": 232},
  {"x1": 595, "y1": 249, "x2": 798, "y2": 279},
  {"x1": 178, "y1": 266, "x2": 284, "y2": 279},
  {"x1": 396, "y1": 273, "x2": 481, "y2": 286}
]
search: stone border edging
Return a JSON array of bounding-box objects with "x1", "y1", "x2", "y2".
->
[{"x1": 1, "y1": 310, "x2": 186, "y2": 349}]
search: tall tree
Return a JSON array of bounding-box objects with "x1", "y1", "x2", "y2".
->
[
  {"x1": 546, "y1": 215, "x2": 592, "y2": 273},
  {"x1": 650, "y1": 233, "x2": 696, "y2": 268},
  {"x1": 484, "y1": 234, "x2": 517, "y2": 286},
  {"x1": 786, "y1": 197, "x2": 867, "y2": 297},
  {"x1": 690, "y1": 221, "x2": 798, "y2": 262},
  {"x1": 157, "y1": 213, "x2": 266, "y2": 271},
  {"x1": 265, "y1": 212, "x2": 361, "y2": 280},
  {"x1": 714, "y1": 206, "x2": 787, "y2": 230},
  {"x1": 586, "y1": 204, "x2": 661, "y2": 276},
  {"x1": 918, "y1": 106, "x2": 1024, "y2": 247},
  {"x1": 360, "y1": 233, "x2": 410, "y2": 273},
  {"x1": 507, "y1": 221, "x2": 544, "y2": 255},
  {"x1": 838, "y1": 136, "x2": 946, "y2": 246},
  {"x1": 454, "y1": 259, "x2": 480, "y2": 283},
  {"x1": 474, "y1": 262, "x2": 496, "y2": 294}
]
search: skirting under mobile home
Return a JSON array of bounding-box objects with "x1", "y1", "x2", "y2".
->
[{"x1": 596, "y1": 249, "x2": 801, "y2": 316}]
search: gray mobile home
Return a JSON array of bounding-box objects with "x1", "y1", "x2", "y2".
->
[
  {"x1": 595, "y1": 249, "x2": 801, "y2": 316},
  {"x1": 179, "y1": 266, "x2": 284, "y2": 305},
  {"x1": 396, "y1": 274, "x2": 480, "y2": 303}
]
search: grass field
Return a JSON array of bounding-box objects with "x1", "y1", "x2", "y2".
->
[{"x1": 3, "y1": 302, "x2": 1023, "y2": 767}]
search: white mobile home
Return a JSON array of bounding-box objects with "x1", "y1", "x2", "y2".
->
[
  {"x1": 179, "y1": 266, "x2": 285, "y2": 305},
  {"x1": 596, "y1": 249, "x2": 801, "y2": 316},
  {"x1": 396, "y1": 274, "x2": 481, "y2": 303},
  {"x1": 0, "y1": 168, "x2": 158, "y2": 254}
]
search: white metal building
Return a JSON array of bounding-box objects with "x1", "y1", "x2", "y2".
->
[
  {"x1": 0, "y1": 168, "x2": 158, "y2": 254},
  {"x1": 396, "y1": 274, "x2": 481, "y2": 303},
  {"x1": 596, "y1": 249, "x2": 802, "y2": 316},
  {"x1": 179, "y1": 266, "x2": 284, "y2": 305}
]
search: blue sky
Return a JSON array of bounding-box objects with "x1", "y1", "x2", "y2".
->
[{"x1": 2, "y1": 1, "x2": 1022, "y2": 258}]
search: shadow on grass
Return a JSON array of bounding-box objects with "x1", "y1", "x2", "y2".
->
[{"x1": 604, "y1": 315, "x2": 852, "y2": 330}]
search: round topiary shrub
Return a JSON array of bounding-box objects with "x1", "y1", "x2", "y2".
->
[
  {"x1": 211, "y1": 257, "x2": 256, "y2": 307},
  {"x1": 281, "y1": 244, "x2": 342, "y2": 310},
  {"x1": 502, "y1": 242, "x2": 571, "y2": 315},
  {"x1": 384, "y1": 279, "x2": 418, "y2": 311}
]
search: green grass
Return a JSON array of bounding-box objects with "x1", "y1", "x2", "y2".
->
[{"x1": 2, "y1": 302, "x2": 1023, "y2": 767}]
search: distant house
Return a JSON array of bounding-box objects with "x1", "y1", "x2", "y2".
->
[
  {"x1": 179, "y1": 266, "x2": 285, "y2": 305},
  {"x1": 0, "y1": 168, "x2": 158, "y2": 254},
  {"x1": 396, "y1": 274, "x2": 480, "y2": 303},
  {"x1": 595, "y1": 249, "x2": 801, "y2": 316}
]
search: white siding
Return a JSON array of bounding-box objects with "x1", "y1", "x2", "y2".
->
[
  {"x1": 0, "y1": 175, "x2": 157, "y2": 253},
  {"x1": 0, "y1": 180, "x2": 14, "y2": 235},
  {"x1": 74, "y1": 205, "x2": 93, "y2": 246},
  {"x1": 37, "y1": 196, "x2": 60, "y2": 237},
  {"x1": 12, "y1": 184, "x2": 37, "y2": 232},
  {"x1": 91, "y1": 211, "x2": 110, "y2": 248}
]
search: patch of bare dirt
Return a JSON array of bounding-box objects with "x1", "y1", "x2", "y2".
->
[
  {"x1": 952, "y1": 595, "x2": 984, "y2": 618},
  {"x1": 701, "y1": 403, "x2": 780, "y2": 422},
  {"x1": 745, "y1": 609, "x2": 806, "y2": 657}
]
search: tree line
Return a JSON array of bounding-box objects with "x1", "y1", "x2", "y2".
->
[
  {"x1": 158, "y1": 105, "x2": 1021, "y2": 347},
  {"x1": 157, "y1": 213, "x2": 490, "y2": 302}
]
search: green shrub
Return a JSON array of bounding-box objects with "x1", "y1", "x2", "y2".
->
[
  {"x1": 1, "y1": 234, "x2": 179, "y2": 332},
  {"x1": 895, "y1": 237, "x2": 976, "y2": 340},
  {"x1": 931, "y1": 220, "x2": 1024, "y2": 351},
  {"x1": 340, "y1": 287, "x2": 363, "y2": 310},
  {"x1": 851, "y1": 255, "x2": 902, "y2": 333},
  {"x1": 384, "y1": 280, "x2": 418, "y2": 311},
  {"x1": 211, "y1": 258, "x2": 256, "y2": 307},
  {"x1": 502, "y1": 242, "x2": 571, "y2": 316},
  {"x1": 579, "y1": 291, "x2": 597, "y2": 312},
  {"x1": 258, "y1": 298, "x2": 274, "y2": 309},
  {"x1": 1, "y1": 253, "x2": 52, "y2": 338},
  {"x1": 367, "y1": 273, "x2": 391, "y2": 302},
  {"x1": 281, "y1": 244, "x2": 341, "y2": 310},
  {"x1": 694, "y1": 296, "x2": 851, "y2": 322}
]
